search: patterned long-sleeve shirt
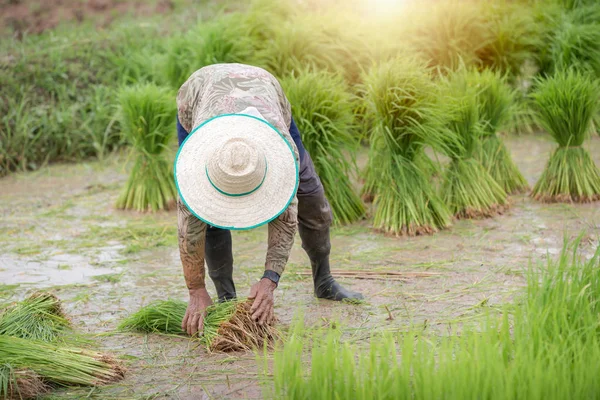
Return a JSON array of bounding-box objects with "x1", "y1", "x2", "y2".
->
[{"x1": 176, "y1": 63, "x2": 299, "y2": 275}]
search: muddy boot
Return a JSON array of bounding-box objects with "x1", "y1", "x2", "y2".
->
[
  {"x1": 298, "y1": 224, "x2": 363, "y2": 301},
  {"x1": 205, "y1": 227, "x2": 236, "y2": 301}
]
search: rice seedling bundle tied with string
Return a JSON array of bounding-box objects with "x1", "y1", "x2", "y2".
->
[
  {"x1": 363, "y1": 57, "x2": 452, "y2": 236},
  {"x1": 115, "y1": 83, "x2": 177, "y2": 212},
  {"x1": 439, "y1": 73, "x2": 508, "y2": 219},
  {"x1": 0, "y1": 292, "x2": 70, "y2": 342},
  {"x1": 281, "y1": 70, "x2": 365, "y2": 224},
  {"x1": 530, "y1": 69, "x2": 600, "y2": 202},
  {"x1": 120, "y1": 299, "x2": 278, "y2": 352},
  {"x1": 471, "y1": 69, "x2": 529, "y2": 194}
]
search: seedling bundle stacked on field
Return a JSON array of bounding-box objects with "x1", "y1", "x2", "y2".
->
[
  {"x1": 116, "y1": 83, "x2": 177, "y2": 212},
  {"x1": 119, "y1": 299, "x2": 278, "y2": 353},
  {"x1": 281, "y1": 70, "x2": 365, "y2": 224},
  {"x1": 470, "y1": 70, "x2": 529, "y2": 194},
  {"x1": 530, "y1": 69, "x2": 600, "y2": 202},
  {"x1": 363, "y1": 57, "x2": 452, "y2": 236},
  {"x1": 0, "y1": 293, "x2": 124, "y2": 399},
  {"x1": 439, "y1": 73, "x2": 508, "y2": 219}
]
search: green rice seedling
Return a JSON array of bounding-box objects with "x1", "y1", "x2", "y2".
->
[
  {"x1": 118, "y1": 299, "x2": 186, "y2": 335},
  {"x1": 404, "y1": 0, "x2": 490, "y2": 72},
  {"x1": 530, "y1": 69, "x2": 600, "y2": 202},
  {"x1": 475, "y1": 2, "x2": 542, "y2": 79},
  {"x1": 550, "y1": 21, "x2": 600, "y2": 77},
  {"x1": 120, "y1": 299, "x2": 278, "y2": 352},
  {"x1": 0, "y1": 364, "x2": 48, "y2": 400},
  {"x1": 115, "y1": 83, "x2": 177, "y2": 212},
  {"x1": 267, "y1": 237, "x2": 600, "y2": 399},
  {"x1": 471, "y1": 69, "x2": 529, "y2": 194},
  {"x1": 0, "y1": 335, "x2": 125, "y2": 387},
  {"x1": 163, "y1": 12, "x2": 263, "y2": 89},
  {"x1": 362, "y1": 58, "x2": 453, "y2": 235},
  {"x1": 281, "y1": 70, "x2": 365, "y2": 224},
  {"x1": 439, "y1": 73, "x2": 508, "y2": 218},
  {"x1": 0, "y1": 292, "x2": 70, "y2": 342}
]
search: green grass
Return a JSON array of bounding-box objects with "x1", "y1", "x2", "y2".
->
[
  {"x1": 530, "y1": 69, "x2": 600, "y2": 202},
  {"x1": 281, "y1": 70, "x2": 365, "y2": 224},
  {"x1": 267, "y1": 236, "x2": 600, "y2": 399}
]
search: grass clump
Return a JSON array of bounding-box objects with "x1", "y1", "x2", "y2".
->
[
  {"x1": 0, "y1": 292, "x2": 70, "y2": 342},
  {"x1": 281, "y1": 70, "x2": 365, "y2": 224},
  {"x1": 438, "y1": 72, "x2": 508, "y2": 218},
  {"x1": 362, "y1": 57, "x2": 452, "y2": 236},
  {"x1": 267, "y1": 236, "x2": 600, "y2": 399},
  {"x1": 118, "y1": 299, "x2": 186, "y2": 335},
  {"x1": 472, "y1": 70, "x2": 529, "y2": 194},
  {"x1": 530, "y1": 69, "x2": 600, "y2": 202},
  {"x1": 115, "y1": 83, "x2": 177, "y2": 212}
]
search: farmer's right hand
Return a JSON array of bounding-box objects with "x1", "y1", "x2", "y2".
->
[{"x1": 182, "y1": 288, "x2": 213, "y2": 336}]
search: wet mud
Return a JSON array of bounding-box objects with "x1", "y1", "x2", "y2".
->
[{"x1": 0, "y1": 133, "x2": 599, "y2": 399}]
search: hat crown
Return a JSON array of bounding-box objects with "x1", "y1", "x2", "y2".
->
[{"x1": 207, "y1": 138, "x2": 267, "y2": 196}]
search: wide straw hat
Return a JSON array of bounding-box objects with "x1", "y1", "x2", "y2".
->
[{"x1": 175, "y1": 113, "x2": 298, "y2": 230}]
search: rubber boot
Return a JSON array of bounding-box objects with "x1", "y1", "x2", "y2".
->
[
  {"x1": 297, "y1": 189, "x2": 364, "y2": 301},
  {"x1": 205, "y1": 227, "x2": 236, "y2": 301}
]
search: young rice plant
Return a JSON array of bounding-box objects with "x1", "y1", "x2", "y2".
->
[
  {"x1": 363, "y1": 57, "x2": 452, "y2": 236},
  {"x1": 267, "y1": 236, "x2": 600, "y2": 399},
  {"x1": 116, "y1": 83, "x2": 177, "y2": 212},
  {"x1": 439, "y1": 73, "x2": 508, "y2": 218},
  {"x1": 281, "y1": 70, "x2": 365, "y2": 224},
  {"x1": 530, "y1": 69, "x2": 600, "y2": 202},
  {"x1": 472, "y1": 69, "x2": 529, "y2": 194}
]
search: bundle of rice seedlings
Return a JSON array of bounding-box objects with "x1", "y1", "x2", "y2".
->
[
  {"x1": 115, "y1": 83, "x2": 177, "y2": 212},
  {"x1": 471, "y1": 69, "x2": 529, "y2": 194},
  {"x1": 162, "y1": 13, "x2": 259, "y2": 89},
  {"x1": 530, "y1": 69, "x2": 600, "y2": 202},
  {"x1": 0, "y1": 364, "x2": 48, "y2": 400},
  {"x1": 118, "y1": 299, "x2": 186, "y2": 335},
  {"x1": 281, "y1": 70, "x2": 365, "y2": 224},
  {"x1": 0, "y1": 292, "x2": 70, "y2": 342},
  {"x1": 0, "y1": 335, "x2": 125, "y2": 387},
  {"x1": 439, "y1": 73, "x2": 508, "y2": 218},
  {"x1": 120, "y1": 299, "x2": 278, "y2": 352},
  {"x1": 404, "y1": 0, "x2": 489, "y2": 72},
  {"x1": 363, "y1": 57, "x2": 453, "y2": 236},
  {"x1": 201, "y1": 299, "x2": 279, "y2": 353},
  {"x1": 256, "y1": 15, "x2": 367, "y2": 83},
  {"x1": 475, "y1": 2, "x2": 542, "y2": 79}
]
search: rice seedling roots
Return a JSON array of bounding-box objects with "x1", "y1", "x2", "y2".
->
[
  {"x1": 208, "y1": 301, "x2": 279, "y2": 353},
  {"x1": 2, "y1": 367, "x2": 49, "y2": 400}
]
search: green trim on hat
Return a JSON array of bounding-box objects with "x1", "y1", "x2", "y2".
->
[
  {"x1": 174, "y1": 113, "x2": 299, "y2": 231},
  {"x1": 205, "y1": 161, "x2": 268, "y2": 197}
]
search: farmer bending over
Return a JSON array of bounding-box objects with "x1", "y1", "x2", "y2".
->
[{"x1": 175, "y1": 63, "x2": 363, "y2": 336}]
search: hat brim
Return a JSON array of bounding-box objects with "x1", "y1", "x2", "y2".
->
[{"x1": 174, "y1": 114, "x2": 298, "y2": 230}]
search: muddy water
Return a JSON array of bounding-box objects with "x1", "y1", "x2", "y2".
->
[{"x1": 0, "y1": 134, "x2": 599, "y2": 399}]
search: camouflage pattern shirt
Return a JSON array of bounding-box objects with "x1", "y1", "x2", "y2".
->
[{"x1": 176, "y1": 63, "x2": 299, "y2": 276}]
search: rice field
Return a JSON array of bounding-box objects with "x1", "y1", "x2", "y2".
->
[{"x1": 2, "y1": 0, "x2": 600, "y2": 398}]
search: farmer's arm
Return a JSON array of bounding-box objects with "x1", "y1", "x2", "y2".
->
[
  {"x1": 249, "y1": 198, "x2": 298, "y2": 324},
  {"x1": 177, "y1": 200, "x2": 213, "y2": 335}
]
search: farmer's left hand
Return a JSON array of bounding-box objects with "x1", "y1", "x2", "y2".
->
[{"x1": 249, "y1": 278, "x2": 276, "y2": 325}]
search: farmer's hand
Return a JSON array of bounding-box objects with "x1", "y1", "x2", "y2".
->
[
  {"x1": 182, "y1": 288, "x2": 213, "y2": 336},
  {"x1": 249, "y1": 278, "x2": 276, "y2": 325}
]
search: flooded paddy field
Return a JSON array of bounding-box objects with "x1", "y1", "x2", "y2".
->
[{"x1": 1, "y1": 133, "x2": 599, "y2": 399}]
